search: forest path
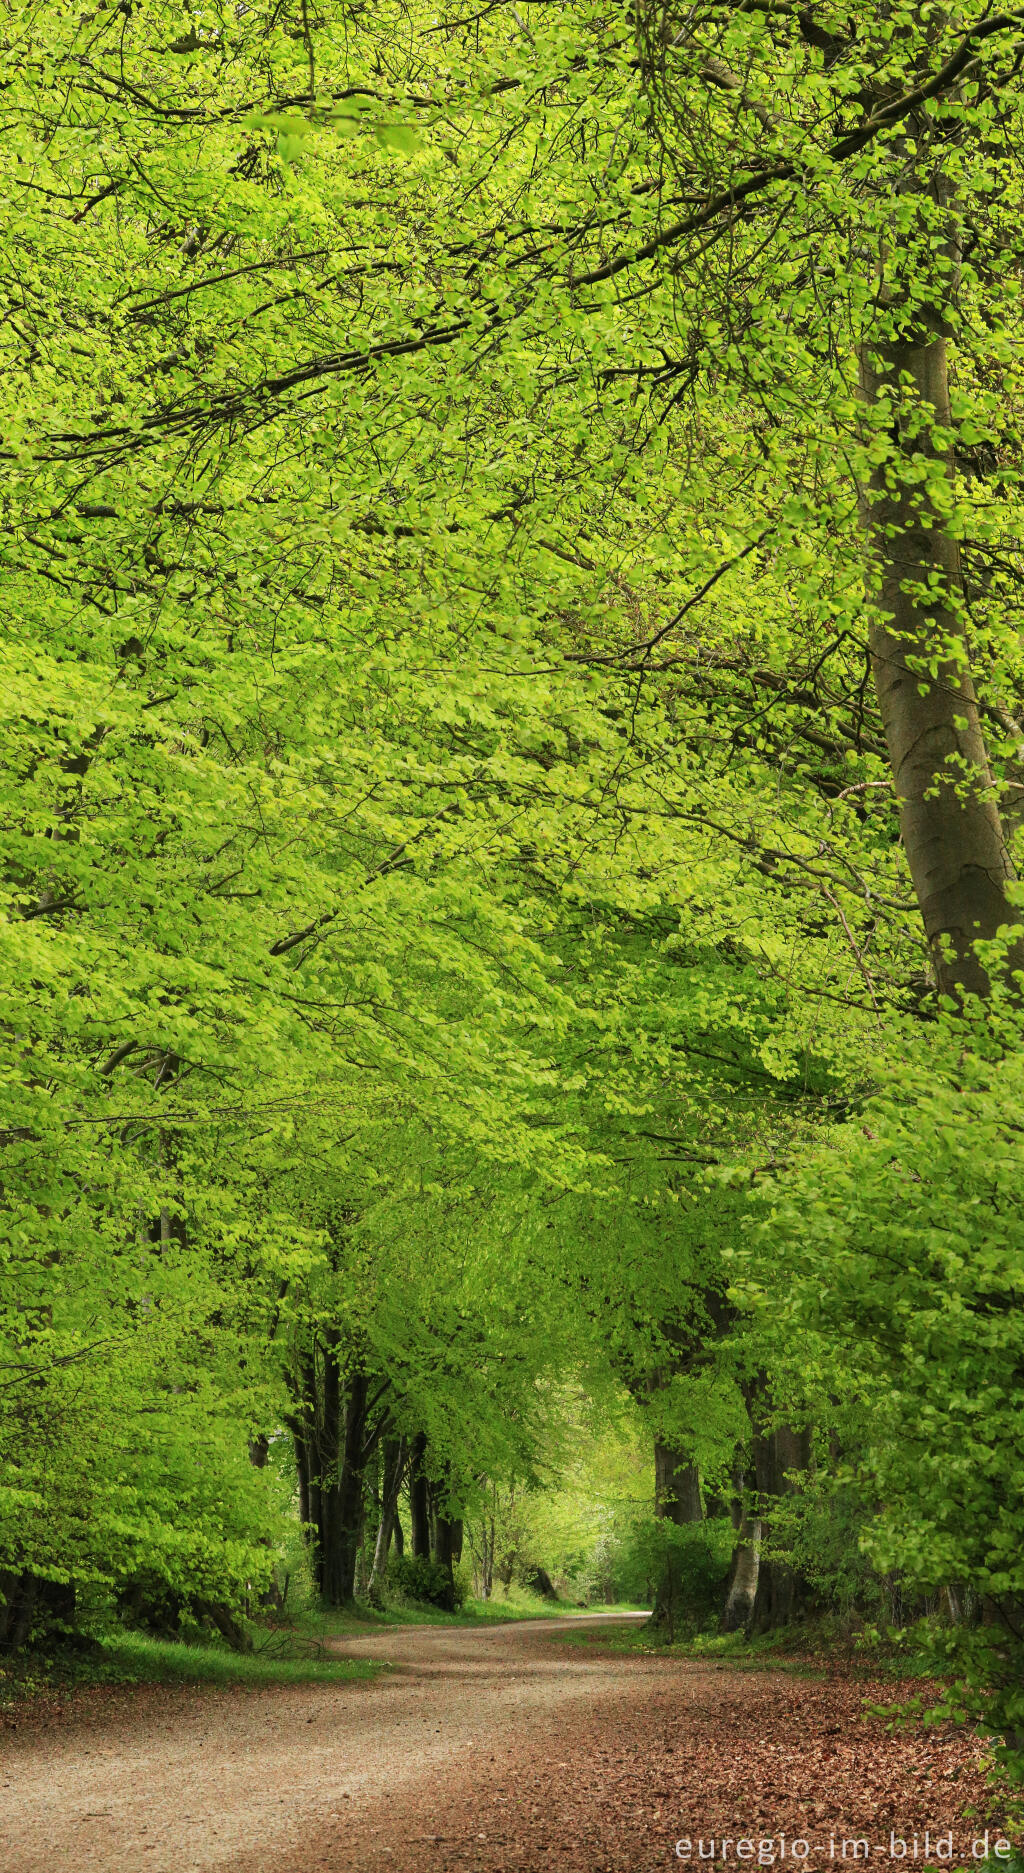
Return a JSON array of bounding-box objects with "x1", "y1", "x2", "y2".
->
[{"x1": 0, "y1": 1615, "x2": 996, "y2": 1873}]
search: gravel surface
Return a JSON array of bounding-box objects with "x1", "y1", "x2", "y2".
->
[{"x1": 0, "y1": 1617, "x2": 1003, "y2": 1873}]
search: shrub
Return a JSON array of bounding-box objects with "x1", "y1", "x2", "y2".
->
[{"x1": 387, "y1": 1553, "x2": 466, "y2": 1611}]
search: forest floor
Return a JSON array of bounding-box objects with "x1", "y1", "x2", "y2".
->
[{"x1": 0, "y1": 1615, "x2": 1012, "y2": 1873}]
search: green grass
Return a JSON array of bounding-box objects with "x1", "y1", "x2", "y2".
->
[
  {"x1": 0, "y1": 1591, "x2": 649, "y2": 1707},
  {"x1": 548, "y1": 1613, "x2": 956, "y2": 1682},
  {"x1": 287, "y1": 1583, "x2": 646, "y2": 1640},
  {"x1": 547, "y1": 1615, "x2": 834, "y2": 1675},
  {"x1": 0, "y1": 1627, "x2": 382, "y2": 1704},
  {"x1": 97, "y1": 1629, "x2": 383, "y2": 1686}
]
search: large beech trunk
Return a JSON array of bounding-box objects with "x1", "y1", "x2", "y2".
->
[
  {"x1": 859, "y1": 141, "x2": 1023, "y2": 1000},
  {"x1": 647, "y1": 1438, "x2": 703, "y2": 1641},
  {"x1": 750, "y1": 1418, "x2": 813, "y2": 1632}
]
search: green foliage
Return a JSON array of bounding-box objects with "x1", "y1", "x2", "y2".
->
[
  {"x1": 746, "y1": 1015, "x2": 1024, "y2": 1768},
  {"x1": 2, "y1": 0, "x2": 1024, "y2": 1799},
  {"x1": 635, "y1": 1517, "x2": 735, "y2": 1640}
]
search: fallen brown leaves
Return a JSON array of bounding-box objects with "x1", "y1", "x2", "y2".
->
[{"x1": 266, "y1": 1638, "x2": 1010, "y2": 1873}]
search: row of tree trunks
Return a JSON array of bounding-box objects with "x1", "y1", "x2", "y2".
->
[
  {"x1": 289, "y1": 1338, "x2": 392, "y2": 1607},
  {"x1": 0, "y1": 1570, "x2": 75, "y2": 1652},
  {"x1": 290, "y1": 1354, "x2": 465, "y2": 1610},
  {"x1": 403, "y1": 1436, "x2": 462, "y2": 1593}
]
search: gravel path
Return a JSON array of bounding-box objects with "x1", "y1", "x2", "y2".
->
[{"x1": 0, "y1": 1616, "x2": 1001, "y2": 1873}]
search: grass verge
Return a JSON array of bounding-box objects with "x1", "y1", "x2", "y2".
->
[
  {"x1": 548, "y1": 1614, "x2": 867, "y2": 1677},
  {"x1": 287, "y1": 1586, "x2": 646, "y2": 1640},
  {"x1": 0, "y1": 1590, "x2": 645, "y2": 1706},
  {"x1": 95, "y1": 1629, "x2": 382, "y2": 1686},
  {"x1": 0, "y1": 1628, "x2": 382, "y2": 1705}
]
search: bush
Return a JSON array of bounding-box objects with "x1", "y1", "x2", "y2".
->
[
  {"x1": 387, "y1": 1553, "x2": 466, "y2": 1611},
  {"x1": 629, "y1": 1516, "x2": 734, "y2": 1640}
]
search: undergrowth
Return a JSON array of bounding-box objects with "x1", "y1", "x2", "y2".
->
[{"x1": 0, "y1": 1582, "x2": 634, "y2": 1704}]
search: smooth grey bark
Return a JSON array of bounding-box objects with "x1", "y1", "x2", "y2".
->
[
  {"x1": 721, "y1": 1515, "x2": 761, "y2": 1633},
  {"x1": 860, "y1": 333, "x2": 1022, "y2": 998},
  {"x1": 858, "y1": 85, "x2": 1024, "y2": 1000},
  {"x1": 367, "y1": 1436, "x2": 407, "y2": 1597},
  {"x1": 721, "y1": 1467, "x2": 761, "y2": 1633}
]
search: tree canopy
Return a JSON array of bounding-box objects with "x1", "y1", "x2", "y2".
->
[{"x1": 3, "y1": 0, "x2": 1024, "y2": 1783}]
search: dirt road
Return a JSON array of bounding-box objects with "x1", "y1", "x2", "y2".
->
[{"x1": 0, "y1": 1616, "x2": 999, "y2": 1873}]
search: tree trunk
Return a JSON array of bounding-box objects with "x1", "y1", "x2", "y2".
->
[
  {"x1": 409, "y1": 1433, "x2": 431, "y2": 1559},
  {"x1": 368, "y1": 1436, "x2": 407, "y2": 1597},
  {"x1": 721, "y1": 1516, "x2": 761, "y2": 1633},
  {"x1": 431, "y1": 1461, "x2": 460, "y2": 1608},
  {"x1": 320, "y1": 1366, "x2": 369, "y2": 1608},
  {"x1": 289, "y1": 1353, "x2": 319, "y2": 1575},
  {"x1": 475, "y1": 1503, "x2": 495, "y2": 1599},
  {"x1": 750, "y1": 1421, "x2": 812, "y2": 1631},
  {"x1": 434, "y1": 1514, "x2": 459, "y2": 1608},
  {"x1": 293, "y1": 1424, "x2": 311, "y2": 1536},
  {"x1": 312, "y1": 1337, "x2": 342, "y2": 1598},
  {"x1": 647, "y1": 1439, "x2": 703, "y2": 1642},
  {"x1": 0, "y1": 1570, "x2": 38, "y2": 1652},
  {"x1": 721, "y1": 1466, "x2": 761, "y2": 1634},
  {"x1": 858, "y1": 117, "x2": 1024, "y2": 1000}
]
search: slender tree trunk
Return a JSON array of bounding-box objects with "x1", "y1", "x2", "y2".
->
[
  {"x1": 409, "y1": 1433, "x2": 431, "y2": 1559},
  {"x1": 290, "y1": 1353, "x2": 320, "y2": 1582},
  {"x1": 311, "y1": 1335, "x2": 343, "y2": 1597},
  {"x1": 368, "y1": 1436, "x2": 406, "y2": 1597},
  {"x1": 432, "y1": 1460, "x2": 460, "y2": 1608},
  {"x1": 321, "y1": 1367, "x2": 369, "y2": 1607},
  {"x1": 475, "y1": 1499, "x2": 495, "y2": 1600},
  {"x1": 721, "y1": 1465, "x2": 761, "y2": 1634},
  {"x1": 293, "y1": 1425, "x2": 311, "y2": 1536}
]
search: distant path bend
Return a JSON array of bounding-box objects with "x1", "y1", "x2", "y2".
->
[{"x1": 0, "y1": 1614, "x2": 995, "y2": 1873}]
